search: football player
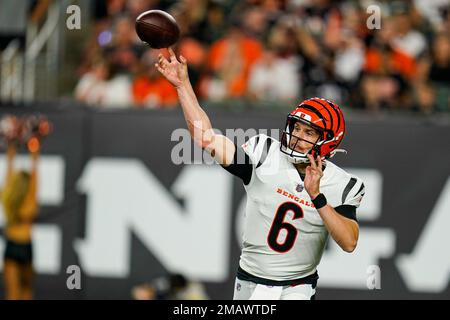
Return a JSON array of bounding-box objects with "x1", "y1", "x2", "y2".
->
[{"x1": 156, "y1": 48, "x2": 365, "y2": 300}]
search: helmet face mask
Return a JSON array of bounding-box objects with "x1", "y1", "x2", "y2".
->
[
  {"x1": 280, "y1": 97, "x2": 346, "y2": 164},
  {"x1": 280, "y1": 116, "x2": 324, "y2": 164}
]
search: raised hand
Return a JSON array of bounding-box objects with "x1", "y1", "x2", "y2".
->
[
  {"x1": 304, "y1": 154, "x2": 324, "y2": 199},
  {"x1": 155, "y1": 47, "x2": 188, "y2": 88}
]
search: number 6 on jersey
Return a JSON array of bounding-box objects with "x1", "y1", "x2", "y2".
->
[{"x1": 267, "y1": 202, "x2": 304, "y2": 253}]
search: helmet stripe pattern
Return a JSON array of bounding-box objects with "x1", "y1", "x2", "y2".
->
[
  {"x1": 297, "y1": 104, "x2": 327, "y2": 130},
  {"x1": 306, "y1": 98, "x2": 334, "y2": 133},
  {"x1": 323, "y1": 99, "x2": 342, "y2": 137},
  {"x1": 280, "y1": 97, "x2": 346, "y2": 163}
]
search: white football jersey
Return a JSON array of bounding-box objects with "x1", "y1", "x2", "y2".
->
[{"x1": 238, "y1": 134, "x2": 364, "y2": 281}]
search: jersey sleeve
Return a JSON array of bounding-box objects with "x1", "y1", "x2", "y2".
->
[
  {"x1": 332, "y1": 175, "x2": 365, "y2": 222},
  {"x1": 221, "y1": 134, "x2": 274, "y2": 185},
  {"x1": 334, "y1": 205, "x2": 357, "y2": 221},
  {"x1": 341, "y1": 176, "x2": 365, "y2": 208},
  {"x1": 241, "y1": 134, "x2": 274, "y2": 169},
  {"x1": 221, "y1": 143, "x2": 252, "y2": 185}
]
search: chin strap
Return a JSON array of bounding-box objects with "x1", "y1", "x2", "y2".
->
[
  {"x1": 285, "y1": 147, "x2": 347, "y2": 164},
  {"x1": 328, "y1": 148, "x2": 347, "y2": 158}
]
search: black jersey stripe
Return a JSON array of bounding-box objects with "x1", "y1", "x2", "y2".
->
[
  {"x1": 256, "y1": 137, "x2": 273, "y2": 169},
  {"x1": 253, "y1": 135, "x2": 259, "y2": 152},
  {"x1": 342, "y1": 177, "x2": 357, "y2": 204},
  {"x1": 354, "y1": 182, "x2": 365, "y2": 197}
]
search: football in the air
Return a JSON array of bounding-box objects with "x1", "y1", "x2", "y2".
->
[{"x1": 135, "y1": 10, "x2": 180, "y2": 49}]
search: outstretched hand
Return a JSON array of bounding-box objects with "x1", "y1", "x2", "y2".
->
[
  {"x1": 304, "y1": 154, "x2": 323, "y2": 199},
  {"x1": 155, "y1": 47, "x2": 188, "y2": 88}
]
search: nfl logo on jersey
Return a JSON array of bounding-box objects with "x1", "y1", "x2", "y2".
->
[{"x1": 296, "y1": 183, "x2": 304, "y2": 192}]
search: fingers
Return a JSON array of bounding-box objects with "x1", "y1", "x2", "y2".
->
[
  {"x1": 155, "y1": 63, "x2": 164, "y2": 74},
  {"x1": 307, "y1": 154, "x2": 317, "y2": 169},
  {"x1": 307, "y1": 154, "x2": 324, "y2": 179},
  {"x1": 158, "y1": 53, "x2": 168, "y2": 67},
  {"x1": 179, "y1": 55, "x2": 187, "y2": 65},
  {"x1": 317, "y1": 156, "x2": 323, "y2": 172},
  {"x1": 168, "y1": 47, "x2": 177, "y2": 62},
  {"x1": 156, "y1": 53, "x2": 172, "y2": 74}
]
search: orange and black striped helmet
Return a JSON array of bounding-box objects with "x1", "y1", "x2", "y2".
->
[{"x1": 280, "y1": 97, "x2": 346, "y2": 163}]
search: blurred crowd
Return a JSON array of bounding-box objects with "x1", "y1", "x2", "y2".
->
[{"x1": 74, "y1": 0, "x2": 450, "y2": 113}]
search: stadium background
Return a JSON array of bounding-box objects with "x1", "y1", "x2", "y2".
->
[{"x1": 0, "y1": 0, "x2": 449, "y2": 299}]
